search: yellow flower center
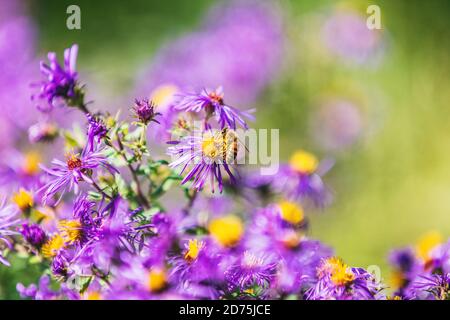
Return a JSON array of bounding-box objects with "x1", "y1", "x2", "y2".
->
[
  {"x1": 147, "y1": 268, "x2": 167, "y2": 292},
  {"x1": 416, "y1": 231, "x2": 442, "y2": 262},
  {"x1": 278, "y1": 201, "x2": 304, "y2": 225},
  {"x1": 289, "y1": 150, "x2": 318, "y2": 174},
  {"x1": 150, "y1": 84, "x2": 178, "y2": 107},
  {"x1": 42, "y1": 234, "x2": 65, "y2": 258},
  {"x1": 184, "y1": 239, "x2": 203, "y2": 262},
  {"x1": 243, "y1": 288, "x2": 255, "y2": 295},
  {"x1": 23, "y1": 151, "x2": 41, "y2": 175},
  {"x1": 202, "y1": 136, "x2": 220, "y2": 159},
  {"x1": 59, "y1": 220, "x2": 83, "y2": 244},
  {"x1": 321, "y1": 257, "x2": 355, "y2": 286},
  {"x1": 12, "y1": 189, "x2": 33, "y2": 211},
  {"x1": 86, "y1": 291, "x2": 102, "y2": 300},
  {"x1": 66, "y1": 153, "x2": 83, "y2": 170},
  {"x1": 209, "y1": 215, "x2": 243, "y2": 247},
  {"x1": 390, "y1": 270, "x2": 406, "y2": 289}
]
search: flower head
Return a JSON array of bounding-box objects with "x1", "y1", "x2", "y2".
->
[
  {"x1": 20, "y1": 223, "x2": 46, "y2": 248},
  {"x1": 86, "y1": 114, "x2": 108, "y2": 151},
  {"x1": 132, "y1": 98, "x2": 160, "y2": 125},
  {"x1": 306, "y1": 257, "x2": 384, "y2": 300},
  {"x1": 168, "y1": 129, "x2": 240, "y2": 192},
  {"x1": 32, "y1": 44, "x2": 80, "y2": 112},
  {"x1": 39, "y1": 146, "x2": 116, "y2": 204},
  {"x1": 12, "y1": 188, "x2": 33, "y2": 211},
  {"x1": 275, "y1": 150, "x2": 333, "y2": 207},
  {"x1": 41, "y1": 234, "x2": 65, "y2": 259},
  {"x1": 174, "y1": 87, "x2": 254, "y2": 129},
  {"x1": 225, "y1": 251, "x2": 277, "y2": 292},
  {"x1": 209, "y1": 215, "x2": 243, "y2": 247}
]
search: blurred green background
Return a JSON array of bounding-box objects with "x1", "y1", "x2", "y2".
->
[{"x1": 1, "y1": 0, "x2": 449, "y2": 298}]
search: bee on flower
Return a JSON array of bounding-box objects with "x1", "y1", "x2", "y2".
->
[{"x1": 168, "y1": 128, "x2": 242, "y2": 192}]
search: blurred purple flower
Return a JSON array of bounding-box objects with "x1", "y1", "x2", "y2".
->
[
  {"x1": 0, "y1": 197, "x2": 20, "y2": 266},
  {"x1": 322, "y1": 10, "x2": 384, "y2": 65},
  {"x1": 311, "y1": 100, "x2": 363, "y2": 151},
  {"x1": 134, "y1": 0, "x2": 283, "y2": 140}
]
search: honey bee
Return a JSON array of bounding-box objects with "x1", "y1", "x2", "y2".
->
[{"x1": 217, "y1": 128, "x2": 245, "y2": 164}]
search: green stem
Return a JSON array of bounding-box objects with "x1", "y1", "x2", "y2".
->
[
  {"x1": 115, "y1": 132, "x2": 150, "y2": 209},
  {"x1": 91, "y1": 180, "x2": 112, "y2": 200}
]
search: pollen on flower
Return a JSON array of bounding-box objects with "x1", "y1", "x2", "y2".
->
[
  {"x1": 59, "y1": 220, "x2": 83, "y2": 244},
  {"x1": 12, "y1": 189, "x2": 33, "y2": 211},
  {"x1": 86, "y1": 291, "x2": 102, "y2": 300},
  {"x1": 184, "y1": 239, "x2": 204, "y2": 262},
  {"x1": 289, "y1": 150, "x2": 318, "y2": 174},
  {"x1": 320, "y1": 257, "x2": 355, "y2": 286},
  {"x1": 415, "y1": 231, "x2": 442, "y2": 262},
  {"x1": 278, "y1": 201, "x2": 304, "y2": 225},
  {"x1": 202, "y1": 135, "x2": 220, "y2": 159},
  {"x1": 209, "y1": 215, "x2": 243, "y2": 247},
  {"x1": 23, "y1": 151, "x2": 42, "y2": 175},
  {"x1": 208, "y1": 91, "x2": 224, "y2": 105},
  {"x1": 41, "y1": 234, "x2": 65, "y2": 258},
  {"x1": 66, "y1": 152, "x2": 83, "y2": 170},
  {"x1": 147, "y1": 268, "x2": 167, "y2": 292}
]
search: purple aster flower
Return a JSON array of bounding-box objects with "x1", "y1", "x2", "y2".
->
[
  {"x1": 38, "y1": 145, "x2": 117, "y2": 204},
  {"x1": 168, "y1": 129, "x2": 239, "y2": 192},
  {"x1": 245, "y1": 204, "x2": 332, "y2": 294},
  {"x1": 174, "y1": 87, "x2": 254, "y2": 129},
  {"x1": 0, "y1": 197, "x2": 20, "y2": 266},
  {"x1": 32, "y1": 44, "x2": 81, "y2": 113},
  {"x1": 86, "y1": 114, "x2": 108, "y2": 151},
  {"x1": 51, "y1": 253, "x2": 69, "y2": 279},
  {"x1": 225, "y1": 251, "x2": 277, "y2": 292},
  {"x1": 409, "y1": 273, "x2": 450, "y2": 300},
  {"x1": 322, "y1": 9, "x2": 384, "y2": 65},
  {"x1": 132, "y1": 98, "x2": 161, "y2": 125},
  {"x1": 17, "y1": 275, "x2": 79, "y2": 300},
  {"x1": 275, "y1": 150, "x2": 334, "y2": 207},
  {"x1": 311, "y1": 99, "x2": 364, "y2": 151},
  {"x1": 169, "y1": 238, "x2": 224, "y2": 299},
  {"x1": 20, "y1": 223, "x2": 47, "y2": 249},
  {"x1": 306, "y1": 257, "x2": 385, "y2": 300}
]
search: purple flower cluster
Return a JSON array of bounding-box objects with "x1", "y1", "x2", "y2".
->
[
  {"x1": 388, "y1": 232, "x2": 450, "y2": 300},
  {"x1": 0, "y1": 9, "x2": 443, "y2": 300}
]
